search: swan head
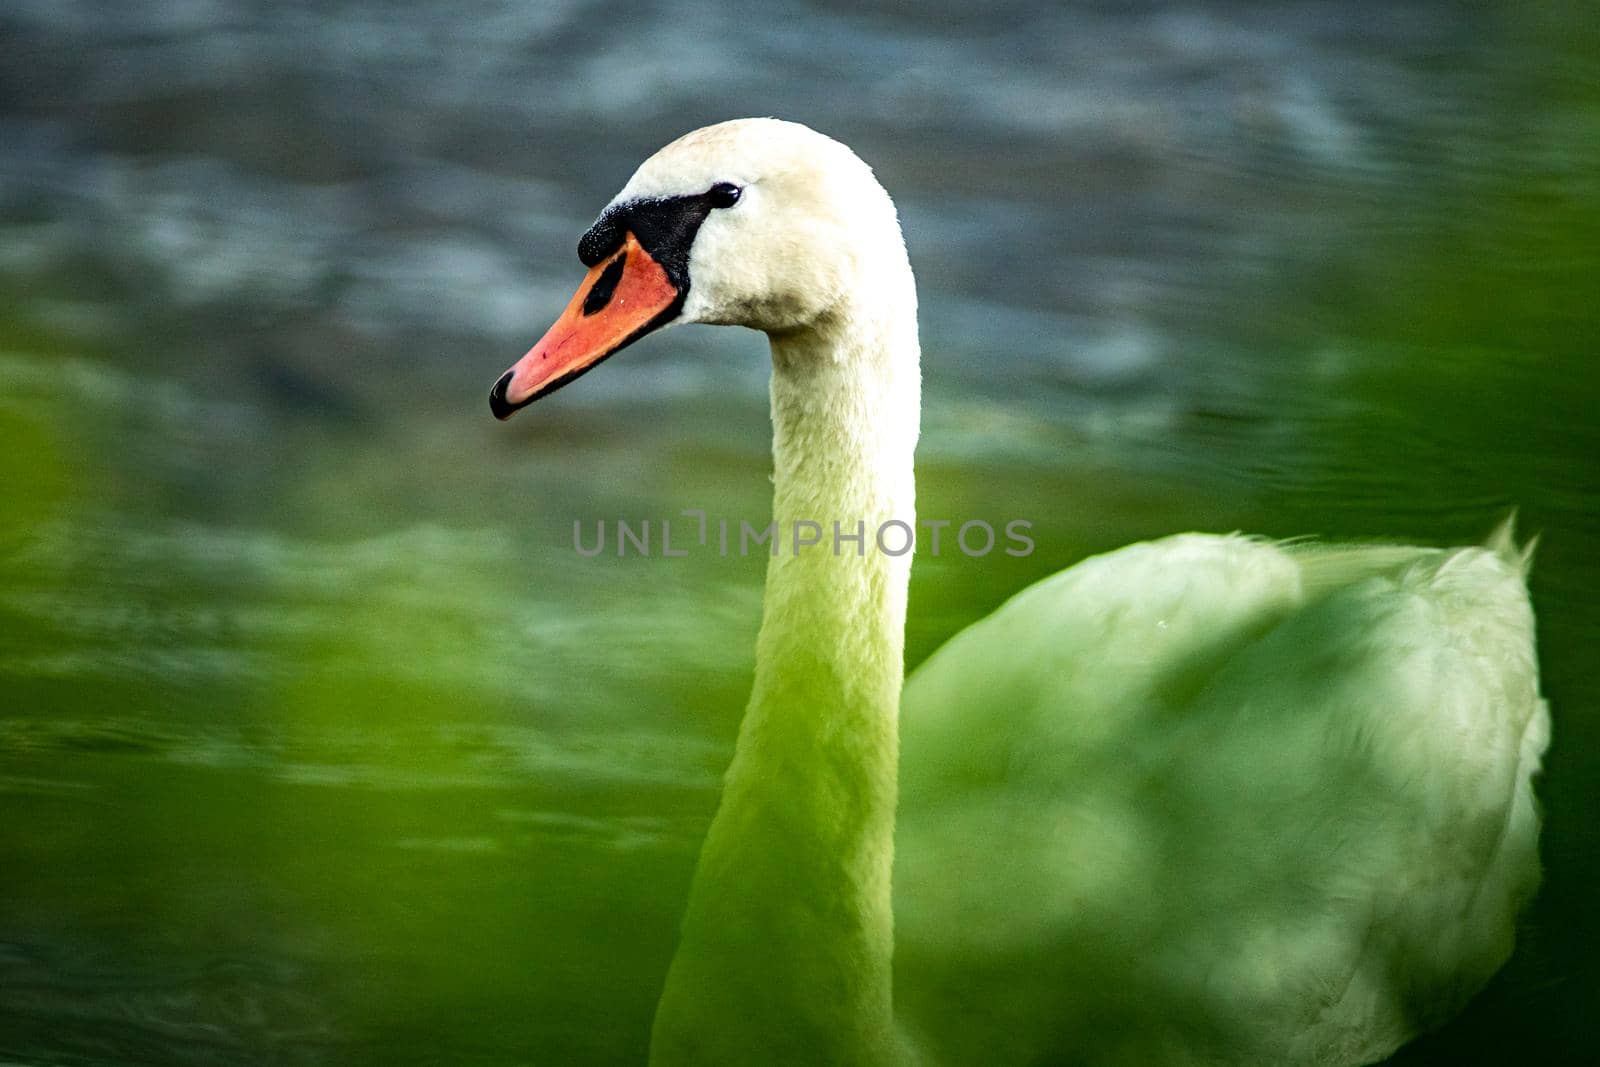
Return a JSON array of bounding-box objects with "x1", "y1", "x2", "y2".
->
[{"x1": 491, "y1": 118, "x2": 907, "y2": 418}]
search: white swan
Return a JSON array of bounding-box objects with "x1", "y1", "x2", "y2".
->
[{"x1": 489, "y1": 119, "x2": 1548, "y2": 1066}]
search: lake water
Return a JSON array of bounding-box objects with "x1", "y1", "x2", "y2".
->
[{"x1": 1, "y1": 1, "x2": 1597, "y2": 1063}]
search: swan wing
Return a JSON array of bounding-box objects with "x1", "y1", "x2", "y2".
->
[
  {"x1": 901, "y1": 533, "x2": 1306, "y2": 803},
  {"x1": 895, "y1": 533, "x2": 1546, "y2": 1065}
]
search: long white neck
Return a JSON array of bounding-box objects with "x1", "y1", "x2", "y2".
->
[{"x1": 650, "y1": 272, "x2": 921, "y2": 1065}]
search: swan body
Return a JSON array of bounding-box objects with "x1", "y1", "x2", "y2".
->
[
  {"x1": 896, "y1": 532, "x2": 1546, "y2": 1065},
  {"x1": 490, "y1": 119, "x2": 1548, "y2": 1066}
]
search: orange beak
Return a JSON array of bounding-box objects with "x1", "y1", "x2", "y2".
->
[{"x1": 490, "y1": 231, "x2": 682, "y2": 419}]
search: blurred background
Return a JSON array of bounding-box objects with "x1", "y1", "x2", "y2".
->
[{"x1": 1, "y1": 1, "x2": 1596, "y2": 1063}]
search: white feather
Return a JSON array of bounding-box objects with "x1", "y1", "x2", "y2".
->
[{"x1": 896, "y1": 533, "x2": 1546, "y2": 1065}]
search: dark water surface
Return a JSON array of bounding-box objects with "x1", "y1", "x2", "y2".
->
[{"x1": 1, "y1": 2, "x2": 1597, "y2": 1063}]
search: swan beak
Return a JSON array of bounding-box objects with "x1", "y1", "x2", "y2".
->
[{"x1": 490, "y1": 232, "x2": 681, "y2": 419}]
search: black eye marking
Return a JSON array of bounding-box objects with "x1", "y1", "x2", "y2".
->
[
  {"x1": 575, "y1": 184, "x2": 736, "y2": 298},
  {"x1": 582, "y1": 251, "x2": 627, "y2": 316}
]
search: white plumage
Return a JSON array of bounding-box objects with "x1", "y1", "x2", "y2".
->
[
  {"x1": 503, "y1": 118, "x2": 1548, "y2": 1066},
  {"x1": 896, "y1": 531, "x2": 1546, "y2": 1064}
]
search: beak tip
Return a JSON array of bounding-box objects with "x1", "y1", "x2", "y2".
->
[{"x1": 489, "y1": 369, "x2": 520, "y2": 421}]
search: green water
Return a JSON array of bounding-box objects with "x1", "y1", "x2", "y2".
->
[
  {"x1": 2, "y1": 1, "x2": 1599, "y2": 1063},
  {"x1": 3, "y1": 336, "x2": 1596, "y2": 1064}
]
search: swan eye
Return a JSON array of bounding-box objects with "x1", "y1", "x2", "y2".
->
[{"x1": 707, "y1": 182, "x2": 742, "y2": 209}]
